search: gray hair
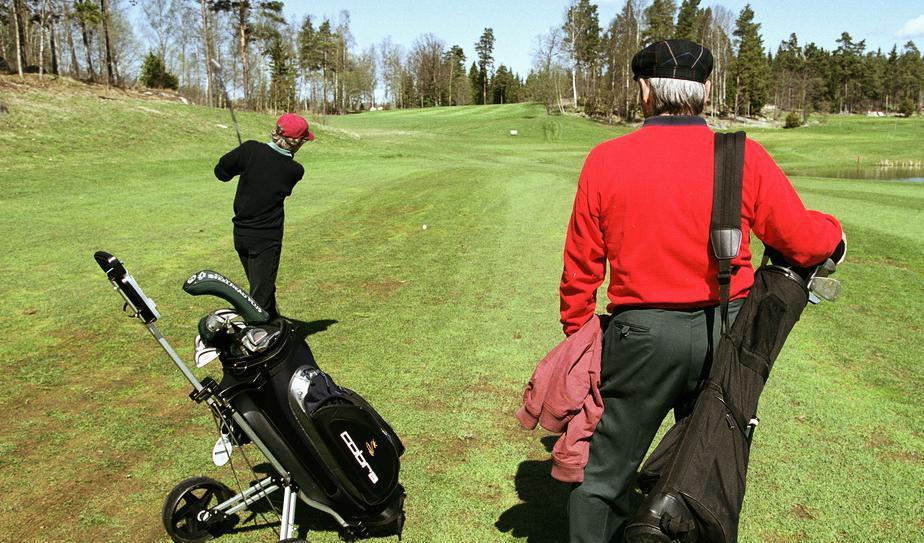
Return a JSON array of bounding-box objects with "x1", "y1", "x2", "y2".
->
[{"x1": 646, "y1": 77, "x2": 707, "y2": 115}]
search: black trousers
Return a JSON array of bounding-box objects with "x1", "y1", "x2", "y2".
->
[
  {"x1": 233, "y1": 234, "x2": 282, "y2": 318},
  {"x1": 568, "y1": 300, "x2": 743, "y2": 543}
]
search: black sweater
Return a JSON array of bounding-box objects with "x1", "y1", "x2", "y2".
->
[{"x1": 214, "y1": 140, "x2": 305, "y2": 240}]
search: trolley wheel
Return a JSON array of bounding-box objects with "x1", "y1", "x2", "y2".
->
[
  {"x1": 338, "y1": 527, "x2": 362, "y2": 542},
  {"x1": 162, "y1": 476, "x2": 239, "y2": 543}
]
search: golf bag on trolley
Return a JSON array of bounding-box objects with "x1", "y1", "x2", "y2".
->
[
  {"x1": 624, "y1": 133, "x2": 841, "y2": 543},
  {"x1": 94, "y1": 255, "x2": 405, "y2": 542}
]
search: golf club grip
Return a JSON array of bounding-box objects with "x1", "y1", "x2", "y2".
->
[
  {"x1": 763, "y1": 245, "x2": 817, "y2": 283},
  {"x1": 183, "y1": 270, "x2": 270, "y2": 324}
]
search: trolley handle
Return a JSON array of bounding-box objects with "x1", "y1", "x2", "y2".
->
[
  {"x1": 94, "y1": 251, "x2": 161, "y2": 323},
  {"x1": 183, "y1": 270, "x2": 271, "y2": 324}
]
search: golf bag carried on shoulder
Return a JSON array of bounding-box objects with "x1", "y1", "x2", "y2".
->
[{"x1": 625, "y1": 133, "x2": 841, "y2": 543}]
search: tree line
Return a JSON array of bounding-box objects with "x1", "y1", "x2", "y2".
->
[
  {"x1": 1, "y1": 0, "x2": 921, "y2": 119},
  {"x1": 0, "y1": 0, "x2": 129, "y2": 85},
  {"x1": 526, "y1": 0, "x2": 923, "y2": 121}
]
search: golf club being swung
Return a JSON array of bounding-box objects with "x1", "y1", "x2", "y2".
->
[{"x1": 210, "y1": 58, "x2": 242, "y2": 145}]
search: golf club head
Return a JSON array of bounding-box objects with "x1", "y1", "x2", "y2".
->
[
  {"x1": 194, "y1": 334, "x2": 220, "y2": 368},
  {"x1": 212, "y1": 433, "x2": 233, "y2": 467},
  {"x1": 809, "y1": 276, "x2": 841, "y2": 302},
  {"x1": 240, "y1": 327, "x2": 280, "y2": 354},
  {"x1": 197, "y1": 308, "x2": 244, "y2": 347}
]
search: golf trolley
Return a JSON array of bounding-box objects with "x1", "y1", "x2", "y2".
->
[{"x1": 94, "y1": 252, "x2": 405, "y2": 543}]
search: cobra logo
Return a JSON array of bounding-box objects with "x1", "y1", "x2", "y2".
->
[{"x1": 340, "y1": 431, "x2": 379, "y2": 484}]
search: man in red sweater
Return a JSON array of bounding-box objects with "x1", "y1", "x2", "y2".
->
[{"x1": 561, "y1": 40, "x2": 845, "y2": 543}]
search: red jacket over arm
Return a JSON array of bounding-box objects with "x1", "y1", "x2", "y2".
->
[
  {"x1": 517, "y1": 316, "x2": 604, "y2": 483},
  {"x1": 560, "y1": 118, "x2": 842, "y2": 335}
]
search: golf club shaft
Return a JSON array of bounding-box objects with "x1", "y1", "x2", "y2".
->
[
  {"x1": 210, "y1": 59, "x2": 242, "y2": 145},
  {"x1": 227, "y1": 101, "x2": 242, "y2": 146}
]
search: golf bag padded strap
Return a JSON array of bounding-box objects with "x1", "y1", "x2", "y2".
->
[{"x1": 711, "y1": 132, "x2": 746, "y2": 331}]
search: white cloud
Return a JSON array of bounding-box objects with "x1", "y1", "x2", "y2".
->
[{"x1": 896, "y1": 14, "x2": 924, "y2": 39}]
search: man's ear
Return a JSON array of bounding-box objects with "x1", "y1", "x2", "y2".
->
[
  {"x1": 639, "y1": 78, "x2": 651, "y2": 104},
  {"x1": 704, "y1": 80, "x2": 712, "y2": 101}
]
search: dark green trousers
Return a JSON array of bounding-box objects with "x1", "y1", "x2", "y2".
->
[{"x1": 568, "y1": 301, "x2": 742, "y2": 543}]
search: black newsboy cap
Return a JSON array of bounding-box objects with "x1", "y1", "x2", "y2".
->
[{"x1": 632, "y1": 39, "x2": 713, "y2": 83}]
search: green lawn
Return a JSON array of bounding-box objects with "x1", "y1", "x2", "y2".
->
[{"x1": 0, "y1": 76, "x2": 921, "y2": 543}]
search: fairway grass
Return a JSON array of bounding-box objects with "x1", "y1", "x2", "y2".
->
[{"x1": 0, "y1": 77, "x2": 921, "y2": 543}]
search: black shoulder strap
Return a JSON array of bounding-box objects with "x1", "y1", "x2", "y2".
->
[{"x1": 711, "y1": 131, "x2": 746, "y2": 332}]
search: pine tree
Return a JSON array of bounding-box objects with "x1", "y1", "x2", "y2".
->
[
  {"x1": 896, "y1": 41, "x2": 923, "y2": 114},
  {"x1": 730, "y1": 4, "x2": 769, "y2": 116},
  {"x1": 861, "y1": 49, "x2": 886, "y2": 112},
  {"x1": 491, "y1": 64, "x2": 522, "y2": 104},
  {"x1": 444, "y1": 45, "x2": 466, "y2": 105},
  {"x1": 468, "y1": 61, "x2": 482, "y2": 104},
  {"x1": 803, "y1": 42, "x2": 833, "y2": 113},
  {"x1": 140, "y1": 51, "x2": 179, "y2": 89},
  {"x1": 211, "y1": 1, "x2": 285, "y2": 108},
  {"x1": 266, "y1": 34, "x2": 296, "y2": 112},
  {"x1": 771, "y1": 33, "x2": 804, "y2": 111},
  {"x1": 297, "y1": 16, "x2": 319, "y2": 107},
  {"x1": 832, "y1": 32, "x2": 865, "y2": 113},
  {"x1": 642, "y1": 0, "x2": 676, "y2": 46},
  {"x1": 674, "y1": 0, "x2": 702, "y2": 41},
  {"x1": 885, "y1": 45, "x2": 900, "y2": 112},
  {"x1": 475, "y1": 27, "x2": 494, "y2": 104}
]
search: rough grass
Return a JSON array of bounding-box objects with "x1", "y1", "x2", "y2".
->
[{"x1": 0, "y1": 75, "x2": 921, "y2": 542}]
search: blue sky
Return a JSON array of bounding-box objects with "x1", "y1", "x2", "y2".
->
[{"x1": 277, "y1": 0, "x2": 924, "y2": 76}]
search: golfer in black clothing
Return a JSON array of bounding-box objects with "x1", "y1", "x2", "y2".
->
[{"x1": 214, "y1": 113, "x2": 314, "y2": 318}]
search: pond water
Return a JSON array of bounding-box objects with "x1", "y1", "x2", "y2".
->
[{"x1": 789, "y1": 162, "x2": 924, "y2": 183}]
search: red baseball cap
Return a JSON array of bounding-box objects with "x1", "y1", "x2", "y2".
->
[{"x1": 276, "y1": 113, "x2": 314, "y2": 141}]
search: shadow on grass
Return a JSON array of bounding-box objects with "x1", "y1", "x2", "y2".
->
[
  {"x1": 224, "y1": 463, "x2": 342, "y2": 540},
  {"x1": 288, "y1": 318, "x2": 339, "y2": 339},
  {"x1": 495, "y1": 435, "x2": 572, "y2": 542}
]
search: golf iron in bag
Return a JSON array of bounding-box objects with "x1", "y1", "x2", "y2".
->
[
  {"x1": 94, "y1": 252, "x2": 405, "y2": 542},
  {"x1": 624, "y1": 133, "x2": 842, "y2": 543}
]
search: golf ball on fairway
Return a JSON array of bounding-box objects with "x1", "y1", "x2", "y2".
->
[{"x1": 422, "y1": 224, "x2": 428, "y2": 230}]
